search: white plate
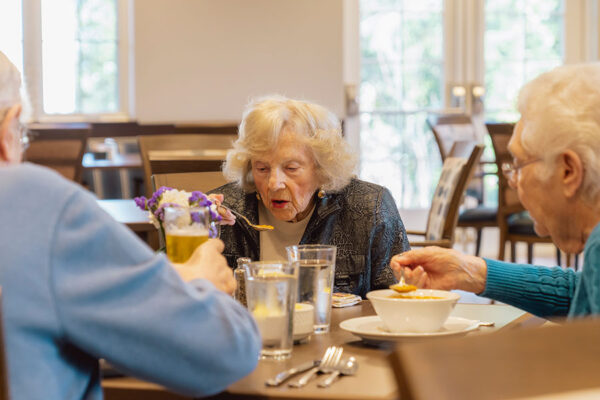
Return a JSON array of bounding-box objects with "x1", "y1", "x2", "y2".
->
[{"x1": 340, "y1": 316, "x2": 480, "y2": 343}]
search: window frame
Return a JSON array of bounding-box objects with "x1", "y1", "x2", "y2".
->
[{"x1": 22, "y1": 0, "x2": 131, "y2": 122}]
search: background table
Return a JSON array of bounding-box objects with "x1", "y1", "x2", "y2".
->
[{"x1": 102, "y1": 301, "x2": 544, "y2": 400}]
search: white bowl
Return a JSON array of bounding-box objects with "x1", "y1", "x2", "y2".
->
[
  {"x1": 293, "y1": 303, "x2": 314, "y2": 340},
  {"x1": 366, "y1": 289, "x2": 460, "y2": 333}
]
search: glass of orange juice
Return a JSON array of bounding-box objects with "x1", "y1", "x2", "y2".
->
[{"x1": 164, "y1": 206, "x2": 209, "y2": 263}]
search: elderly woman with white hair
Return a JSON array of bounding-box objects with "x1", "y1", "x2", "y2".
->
[
  {"x1": 392, "y1": 63, "x2": 600, "y2": 317},
  {"x1": 211, "y1": 96, "x2": 409, "y2": 297}
]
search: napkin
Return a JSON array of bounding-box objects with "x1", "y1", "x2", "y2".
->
[{"x1": 332, "y1": 293, "x2": 362, "y2": 308}]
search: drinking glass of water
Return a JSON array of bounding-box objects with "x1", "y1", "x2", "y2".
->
[
  {"x1": 286, "y1": 245, "x2": 336, "y2": 334},
  {"x1": 244, "y1": 261, "x2": 298, "y2": 360},
  {"x1": 163, "y1": 206, "x2": 210, "y2": 263}
]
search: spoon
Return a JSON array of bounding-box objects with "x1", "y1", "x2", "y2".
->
[
  {"x1": 389, "y1": 267, "x2": 417, "y2": 293},
  {"x1": 219, "y1": 206, "x2": 274, "y2": 231},
  {"x1": 317, "y1": 356, "x2": 358, "y2": 388}
]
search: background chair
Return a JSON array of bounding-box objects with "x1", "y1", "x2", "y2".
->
[
  {"x1": 427, "y1": 114, "x2": 497, "y2": 256},
  {"x1": 408, "y1": 141, "x2": 483, "y2": 248},
  {"x1": 390, "y1": 317, "x2": 600, "y2": 400},
  {"x1": 138, "y1": 134, "x2": 236, "y2": 196},
  {"x1": 24, "y1": 125, "x2": 90, "y2": 184},
  {"x1": 487, "y1": 123, "x2": 565, "y2": 264},
  {"x1": 151, "y1": 171, "x2": 228, "y2": 194}
]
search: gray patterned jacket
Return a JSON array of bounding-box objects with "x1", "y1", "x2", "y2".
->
[{"x1": 210, "y1": 179, "x2": 409, "y2": 298}]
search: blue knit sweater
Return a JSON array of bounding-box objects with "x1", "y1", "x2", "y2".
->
[{"x1": 481, "y1": 223, "x2": 600, "y2": 318}]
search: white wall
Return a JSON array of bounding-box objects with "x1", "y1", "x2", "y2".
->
[{"x1": 133, "y1": 0, "x2": 344, "y2": 123}]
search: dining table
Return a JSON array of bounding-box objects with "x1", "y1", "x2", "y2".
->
[{"x1": 102, "y1": 300, "x2": 546, "y2": 400}]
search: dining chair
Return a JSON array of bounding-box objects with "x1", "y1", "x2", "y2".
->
[
  {"x1": 151, "y1": 171, "x2": 228, "y2": 194},
  {"x1": 407, "y1": 141, "x2": 484, "y2": 248},
  {"x1": 487, "y1": 123, "x2": 569, "y2": 265},
  {"x1": 24, "y1": 124, "x2": 90, "y2": 184},
  {"x1": 138, "y1": 134, "x2": 236, "y2": 196},
  {"x1": 0, "y1": 289, "x2": 10, "y2": 400},
  {"x1": 390, "y1": 317, "x2": 600, "y2": 400},
  {"x1": 427, "y1": 113, "x2": 497, "y2": 256}
]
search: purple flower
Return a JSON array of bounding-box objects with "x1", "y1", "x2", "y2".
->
[
  {"x1": 148, "y1": 186, "x2": 172, "y2": 209},
  {"x1": 209, "y1": 208, "x2": 222, "y2": 222},
  {"x1": 189, "y1": 191, "x2": 212, "y2": 208},
  {"x1": 190, "y1": 211, "x2": 203, "y2": 224},
  {"x1": 134, "y1": 196, "x2": 147, "y2": 211}
]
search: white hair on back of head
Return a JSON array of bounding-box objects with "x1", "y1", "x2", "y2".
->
[
  {"x1": 517, "y1": 62, "x2": 600, "y2": 203},
  {"x1": 223, "y1": 95, "x2": 357, "y2": 192},
  {"x1": 0, "y1": 51, "x2": 22, "y2": 112}
]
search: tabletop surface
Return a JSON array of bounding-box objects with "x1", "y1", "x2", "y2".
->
[
  {"x1": 97, "y1": 199, "x2": 153, "y2": 231},
  {"x1": 103, "y1": 301, "x2": 539, "y2": 400}
]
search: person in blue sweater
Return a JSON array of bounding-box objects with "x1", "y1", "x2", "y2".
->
[
  {"x1": 0, "y1": 52, "x2": 260, "y2": 399},
  {"x1": 391, "y1": 63, "x2": 600, "y2": 318}
]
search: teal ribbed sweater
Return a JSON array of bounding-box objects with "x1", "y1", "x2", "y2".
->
[{"x1": 480, "y1": 223, "x2": 600, "y2": 318}]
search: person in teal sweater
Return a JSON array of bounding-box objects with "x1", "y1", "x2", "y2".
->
[{"x1": 391, "y1": 63, "x2": 600, "y2": 318}]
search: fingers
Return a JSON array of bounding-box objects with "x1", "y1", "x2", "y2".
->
[
  {"x1": 207, "y1": 194, "x2": 236, "y2": 225},
  {"x1": 207, "y1": 193, "x2": 224, "y2": 205},
  {"x1": 202, "y1": 238, "x2": 225, "y2": 253}
]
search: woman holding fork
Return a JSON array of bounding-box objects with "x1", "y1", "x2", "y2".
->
[{"x1": 210, "y1": 95, "x2": 410, "y2": 297}]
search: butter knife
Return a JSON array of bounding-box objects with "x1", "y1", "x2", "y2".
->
[{"x1": 265, "y1": 360, "x2": 320, "y2": 387}]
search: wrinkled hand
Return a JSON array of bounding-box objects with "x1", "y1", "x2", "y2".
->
[
  {"x1": 173, "y1": 239, "x2": 236, "y2": 295},
  {"x1": 207, "y1": 194, "x2": 236, "y2": 226},
  {"x1": 390, "y1": 246, "x2": 488, "y2": 294}
]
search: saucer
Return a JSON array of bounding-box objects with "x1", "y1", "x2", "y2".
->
[{"x1": 340, "y1": 316, "x2": 480, "y2": 343}]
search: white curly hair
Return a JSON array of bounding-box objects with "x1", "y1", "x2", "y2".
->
[
  {"x1": 223, "y1": 95, "x2": 357, "y2": 192},
  {"x1": 0, "y1": 51, "x2": 22, "y2": 121},
  {"x1": 517, "y1": 62, "x2": 600, "y2": 204}
]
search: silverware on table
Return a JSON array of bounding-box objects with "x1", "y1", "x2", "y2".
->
[
  {"x1": 317, "y1": 356, "x2": 358, "y2": 388},
  {"x1": 265, "y1": 359, "x2": 320, "y2": 387},
  {"x1": 288, "y1": 346, "x2": 342, "y2": 388}
]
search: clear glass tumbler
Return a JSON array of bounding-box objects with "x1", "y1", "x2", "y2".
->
[
  {"x1": 286, "y1": 245, "x2": 336, "y2": 334},
  {"x1": 244, "y1": 261, "x2": 298, "y2": 360},
  {"x1": 163, "y1": 206, "x2": 209, "y2": 263}
]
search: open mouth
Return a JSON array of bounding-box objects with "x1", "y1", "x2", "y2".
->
[{"x1": 271, "y1": 199, "x2": 289, "y2": 209}]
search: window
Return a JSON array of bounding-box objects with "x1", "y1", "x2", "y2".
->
[
  {"x1": 0, "y1": 0, "x2": 23, "y2": 82},
  {"x1": 485, "y1": 0, "x2": 564, "y2": 122},
  {"x1": 42, "y1": 0, "x2": 119, "y2": 114},
  {"x1": 0, "y1": 0, "x2": 126, "y2": 119},
  {"x1": 358, "y1": 0, "x2": 575, "y2": 209},
  {"x1": 360, "y1": 0, "x2": 444, "y2": 208}
]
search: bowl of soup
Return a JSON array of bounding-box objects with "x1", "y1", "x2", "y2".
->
[{"x1": 366, "y1": 289, "x2": 460, "y2": 333}]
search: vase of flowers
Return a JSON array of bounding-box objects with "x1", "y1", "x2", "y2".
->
[{"x1": 134, "y1": 187, "x2": 221, "y2": 261}]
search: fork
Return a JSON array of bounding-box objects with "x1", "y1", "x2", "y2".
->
[
  {"x1": 315, "y1": 347, "x2": 344, "y2": 385},
  {"x1": 219, "y1": 206, "x2": 274, "y2": 231},
  {"x1": 288, "y1": 346, "x2": 341, "y2": 388}
]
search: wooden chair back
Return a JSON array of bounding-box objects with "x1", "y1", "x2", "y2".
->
[
  {"x1": 151, "y1": 171, "x2": 228, "y2": 193},
  {"x1": 138, "y1": 134, "x2": 236, "y2": 196},
  {"x1": 426, "y1": 113, "x2": 482, "y2": 162},
  {"x1": 487, "y1": 123, "x2": 522, "y2": 216},
  {"x1": 24, "y1": 125, "x2": 90, "y2": 183},
  {"x1": 391, "y1": 317, "x2": 600, "y2": 400},
  {"x1": 418, "y1": 141, "x2": 483, "y2": 247}
]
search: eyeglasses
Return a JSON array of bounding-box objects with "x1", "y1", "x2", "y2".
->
[{"x1": 501, "y1": 158, "x2": 542, "y2": 183}]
